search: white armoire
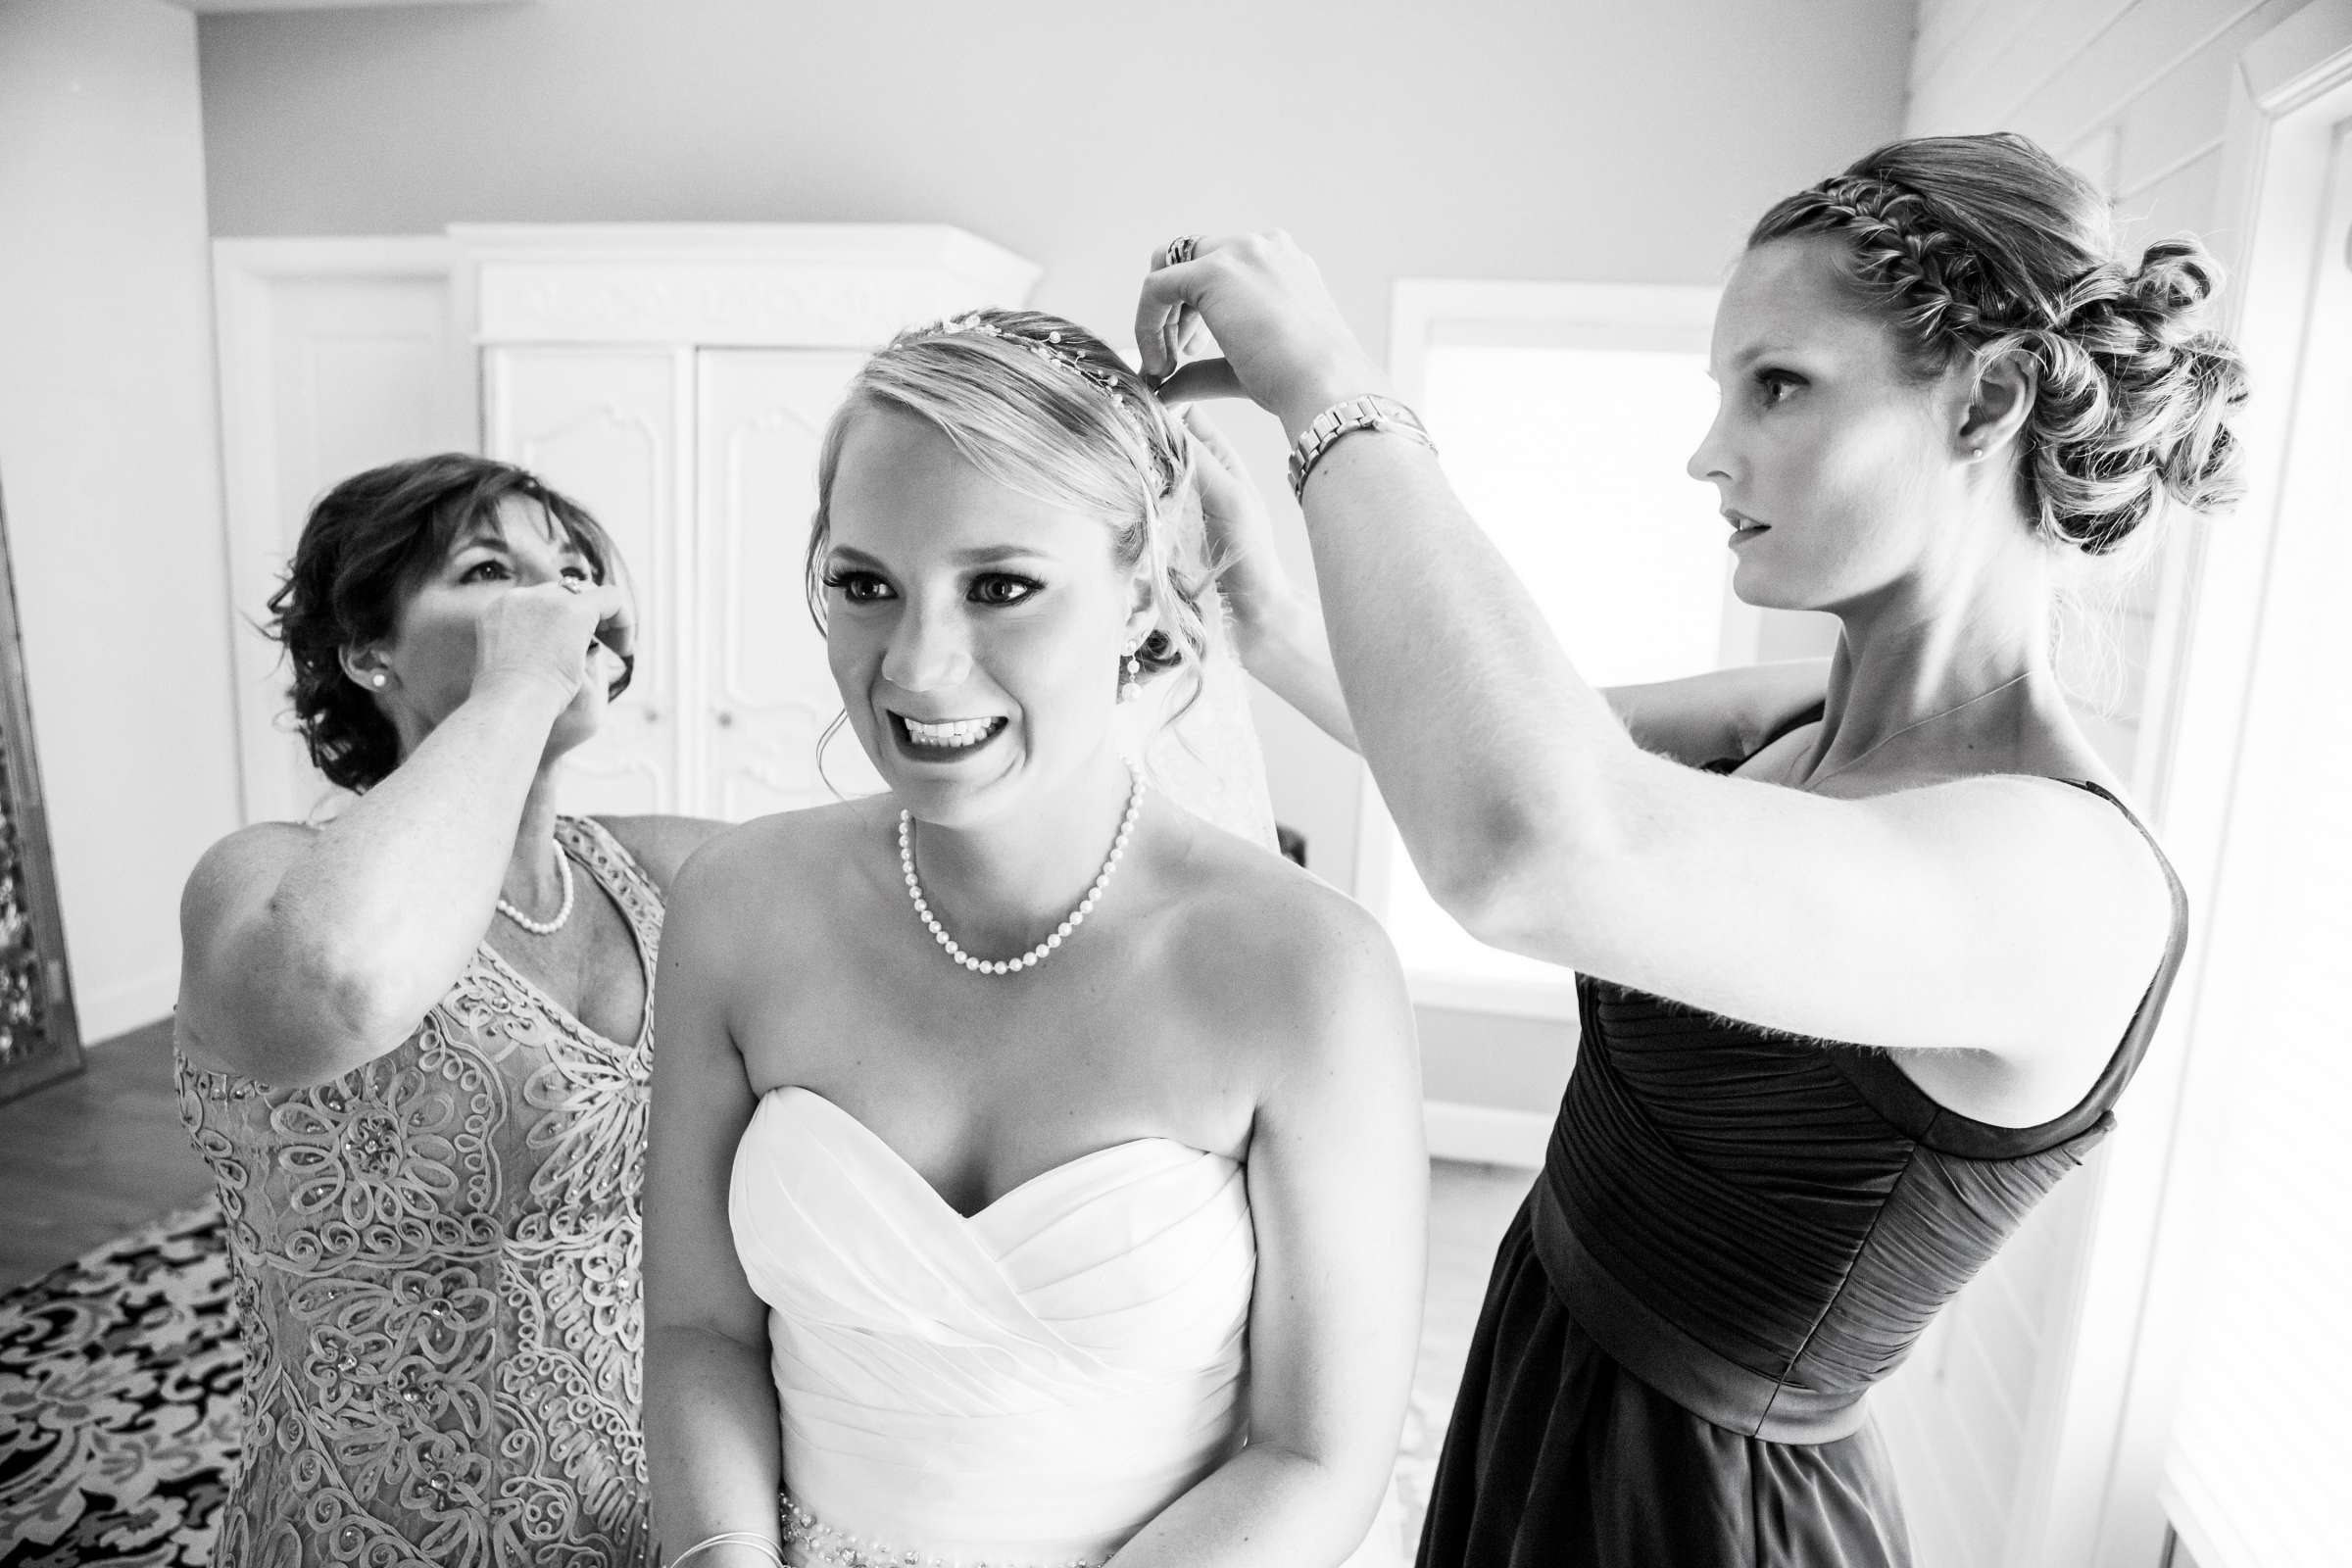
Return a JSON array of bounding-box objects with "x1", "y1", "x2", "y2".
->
[{"x1": 214, "y1": 224, "x2": 1041, "y2": 826}]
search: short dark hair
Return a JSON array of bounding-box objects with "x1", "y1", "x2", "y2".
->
[{"x1": 265, "y1": 453, "x2": 624, "y2": 795}]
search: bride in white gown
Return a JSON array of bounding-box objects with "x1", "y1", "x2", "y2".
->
[{"x1": 644, "y1": 309, "x2": 1425, "y2": 1568}]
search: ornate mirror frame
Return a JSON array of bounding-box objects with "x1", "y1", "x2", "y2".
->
[{"x1": 0, "y1": 469, "x2": 82, "y2": 1102}]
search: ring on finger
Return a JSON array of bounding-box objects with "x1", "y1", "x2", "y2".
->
[{"x1": 1164, "y1": 233, "x2": 1203, "y2": 267}]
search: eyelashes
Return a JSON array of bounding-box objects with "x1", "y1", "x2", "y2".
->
[
  {"x1": 1753, "y1": 368, "x2": 1806, "y2": 407},
  {"x1": 459, "y1": 559, "x2": 598, "y2": 585},
  {"x1": 969, "y1": 573, "x2": 1043, "y2": 606},
  {"x1": 820, "y1": 570, "x2": 1044, "y2": 607}
]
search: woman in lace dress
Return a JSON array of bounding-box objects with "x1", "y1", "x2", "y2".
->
[
  {"x1": 174, "y1": 454, "x2": 724, "y2": 1567},
  {"x1": 644, "y1": 311, "x2": 1426, "y2": 1568}
]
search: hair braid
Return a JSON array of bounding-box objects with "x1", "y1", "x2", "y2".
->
[{"x1": 1749, "y1": 134, "x2": 2248, "y2": 558}]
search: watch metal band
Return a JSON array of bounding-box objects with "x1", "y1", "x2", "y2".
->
[{"x1": 1286, "y1": 394, "x2": 1437, "y2": 501}]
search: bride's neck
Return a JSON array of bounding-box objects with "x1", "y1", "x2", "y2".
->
[{"x1": 900, "y1": 749, "x2": 1143, "y2": 953}]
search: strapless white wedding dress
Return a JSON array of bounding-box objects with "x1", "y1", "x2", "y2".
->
[{"x1": 730, "y1": 1087, "x2": 1399, "y2": 1568}]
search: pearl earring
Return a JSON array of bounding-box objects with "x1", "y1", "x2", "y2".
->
[
  {"x1": 1118, "y1": 639, "x2": 1145, "y2": 704},
  {"x1": 370, "y1": 672, "x2": 388, "y2": 689},
  {"x1": 1970, "y1": 446, "x2": 1984, "y2": 459}
]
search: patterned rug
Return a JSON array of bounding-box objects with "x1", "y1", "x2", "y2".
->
[
  {"x1": 0, "y1": 1203, "x2": 239, "y2": 1567},
  {"x1": 0, "y1": 1196, "x2": 1474, "y2": 1564}
]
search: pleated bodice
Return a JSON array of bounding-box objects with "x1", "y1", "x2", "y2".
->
[
  {"x1": 1534, "y1": 779, "x2": 2189, "y2": 1441},
  {"x1": 729, "y1": 1087, "x2": 1255, "y2": 1567}
]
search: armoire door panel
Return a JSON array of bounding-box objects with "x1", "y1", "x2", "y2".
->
[
  {"x1": 482, "y1": 346, "x2": 685, "y2": 819},
  {"x1": 697, "y1": 349, "x2": 884, "y2": 819},
  {"x1": 216, "y1": 255, "x2": 468, "y2": 825}
]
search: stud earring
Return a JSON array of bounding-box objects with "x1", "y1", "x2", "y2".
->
[
  {"x1": 370, "y1": 672, "x2": 388, "y2": 689},
  {"x1": 1969, "y1": 446, "x2": 1984, "y2": 460},
  {"x1": 1118, "y1": 639, "x2": 1145, "y2": 704}
]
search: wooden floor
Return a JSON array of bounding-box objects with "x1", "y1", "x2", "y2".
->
[{"x1": 0, "y1": 1019, "x2": 214, "y2": 1293}]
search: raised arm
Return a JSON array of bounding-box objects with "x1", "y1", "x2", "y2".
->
[
  {"x1": 1606, "y1": 660, "x2": 1829, "y2": 768},
  {"x1": 176, "y1": 582, "x2": 627, "y2": 1085},
  {"x1": 1139, "y1": 235, "x2": 2170, "y2": 1060},
  {"x1": 644, "y1": 843, "x2": 785, "y2": 1566},
  {"x1": 1187, "y1": 408, "x2": 1830, "y2": 767},
  {"x1": 1109, "y1": 892, "x2": 1425, "y2": 1568}
]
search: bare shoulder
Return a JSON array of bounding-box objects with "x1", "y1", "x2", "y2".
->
[
  {"x1": 662, "y1": 799, "x2": 888, "y2": 934},
  {"x1": 1890, "y1": 769, "x2": 2177, "y2": 965},
  {"x1": 176, "y1": 822, "x2": 326, "y2": 1076},
  {"x1": 656, "y1": 802, "x2": 896, "y2": 1078},
  {"x1": 591, "y1": 813, "x2": 730, "y2": 895},
  {"x1": 180, "y1": 820, "x2": 318, "y2": 930},
  {"x1": 2000, "y1": 768, "x2": 2173, "y2": 918},
  {"x1": 1157, "y1": 818, "x2": 1410, "y2": 1051}
]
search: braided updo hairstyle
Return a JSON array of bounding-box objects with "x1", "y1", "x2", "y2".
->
[
  {"x1": 805, "y1": 308, "x2": 1219, "y2": 714},
  {"x1": 267, "y1": 453, "x2": 624, "y2": 795},
  {"x1": 1750, "y1": 132, "x2": 2248, "y2": 556}
]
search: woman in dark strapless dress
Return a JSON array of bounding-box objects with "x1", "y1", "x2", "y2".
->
[{"x1": 1139, "y1": 128, "x2": 2246, "y2": 1563}]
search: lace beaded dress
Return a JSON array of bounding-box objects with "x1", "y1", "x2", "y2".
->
[{"x1": 174, "y1": 816, "x2": 661, "y2": 1568}]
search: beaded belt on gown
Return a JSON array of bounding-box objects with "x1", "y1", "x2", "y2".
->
[{"x1": 780, "y1": 1491, "x2": 1107, "y2": 1568}]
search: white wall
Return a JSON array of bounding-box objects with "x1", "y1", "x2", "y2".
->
[
  {"x1": 0, "y1": 0, "x2": 244, "y2": 1044},
  {"x1": 1909, "y1": 0, "x2": 2300, "y2": 772},
  {"x1": 192, "y1": 0, "x2": 1911, "y2": 1111}
]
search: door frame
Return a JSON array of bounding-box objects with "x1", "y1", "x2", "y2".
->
[
  {"x1": 212, "y1": 236, "x2": 470, "y2": 826},
  {"x1": 2010, "y1": 7, "x2": 2352, "y2": 1563}
]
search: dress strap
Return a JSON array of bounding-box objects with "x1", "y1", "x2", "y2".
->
[
  {"x1": 2039, "y1": 779, "x2": 2190, "y2": 1114},
  {"x1": 556, "y1": 815, "x2": 665, "y2": 957},
  {"x1": 1823, "y1": 777, "x2": 2191, "y2": 1158}
]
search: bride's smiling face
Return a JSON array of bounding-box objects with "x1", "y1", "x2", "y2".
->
[{"x1": 823, "y1": 404, "x2": 1149, "y2": 827}]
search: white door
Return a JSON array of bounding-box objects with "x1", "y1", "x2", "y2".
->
[
  {"x1": 694, "y1": 349, "x2": 882, "y2": 821},
  {"x1": 481, "y1": 345, "x2": 687, "y2": 818},
  {"x1": 213, "y1": 250, "x2": 470, "y2": 824}
]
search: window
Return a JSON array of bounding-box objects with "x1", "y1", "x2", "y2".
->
[
  {"x1": 1356, "y1": 282, "x2": 1825, "y2": 1017},
  {"x1": 2152, "y1": 85, "x2": 2352, "y2": 1568}
]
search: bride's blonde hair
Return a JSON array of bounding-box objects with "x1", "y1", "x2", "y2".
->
[{"x1": 805, "y1": 309, "x2": 1220, "y2": 716}]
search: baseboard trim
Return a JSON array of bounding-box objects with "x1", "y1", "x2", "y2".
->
[
  {"x1": 78, "y1": 969, "x2": 175, "y2": 1049},
  {"x1": 1423, "y1": 1100, "x2": 1551, "y2": 1168}
]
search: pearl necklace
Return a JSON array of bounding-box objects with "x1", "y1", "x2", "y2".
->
[
  {"x1": 899, "y1": 770, "x2": 1146, "y2": 976},
  {"x1": 497, "y1": 848, "x2": 575, "y2": 936}
]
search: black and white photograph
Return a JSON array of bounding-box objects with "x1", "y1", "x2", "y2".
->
[{"x1": 0, "y1": 1, "x2": 2344, "y2": 1565}]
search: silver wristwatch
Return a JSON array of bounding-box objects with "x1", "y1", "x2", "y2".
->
[{"x1": 1285, "y1": 394, "x2": 1438, "y2": 501}]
